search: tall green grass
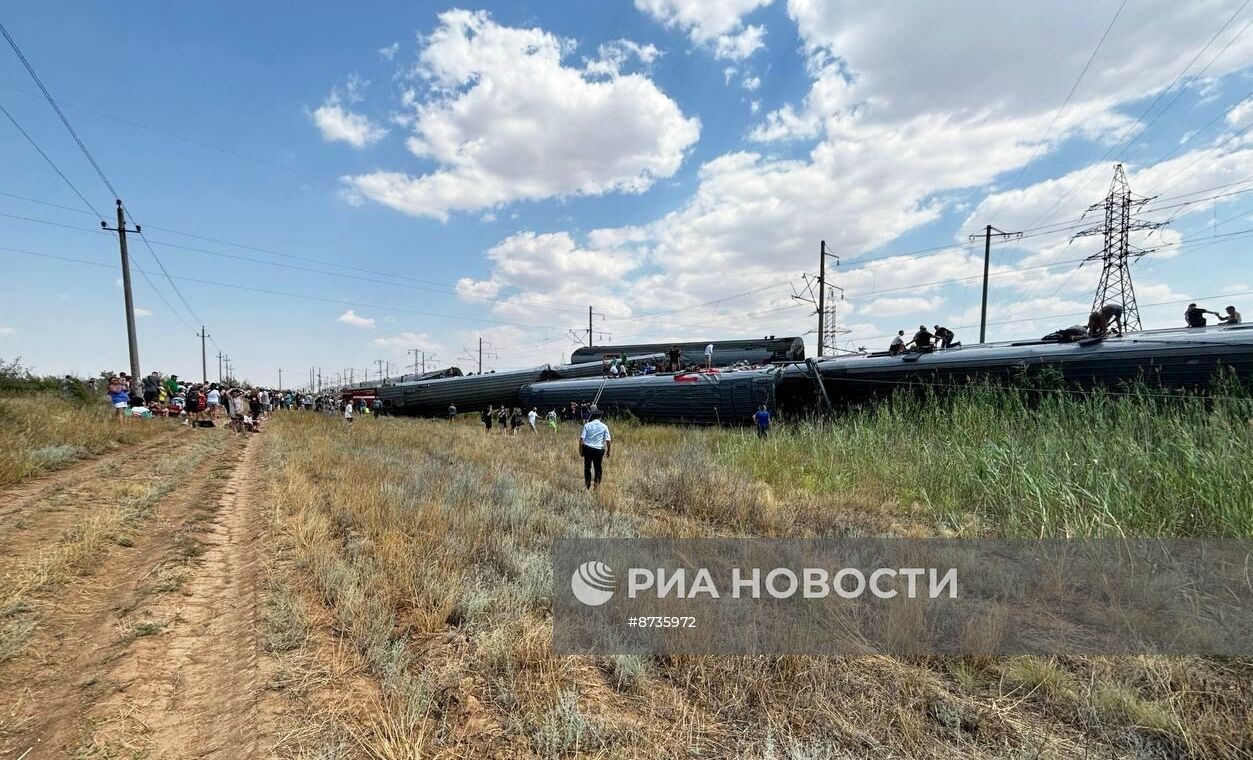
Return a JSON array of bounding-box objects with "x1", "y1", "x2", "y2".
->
[{"x1": 722, "y1": 382, "x2": 1253, "y2": 537}]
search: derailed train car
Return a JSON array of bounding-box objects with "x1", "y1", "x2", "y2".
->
[
  {"x1": 546, "y1": 354, "x2": 666, "y2": 379},
  {"x1": 570, "y1": 337, "x2": 804, "y2": 367},
  {"x1": 377, "y1": 366, "x2": 549, "y2": 416},
  {"x1": 792, "y1": 324, "x2": 1253, "y2": 405},
  {"x1": 519, "y1": 368, "x2": 782, "y2": 425}
]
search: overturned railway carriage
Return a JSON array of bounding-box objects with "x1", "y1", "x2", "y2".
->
[
  {"x1": 377, "y1": 366, "x2": 549, "y2": 416},
  {"x1": 795, "y1": 324, "x2": 1253, "y2": 404},
  {"x1": 547, "y1": 354, "x2": 667, "y2": 379},
  {"x1": 570, "y1": 337, "x2": 804, "y2": 367},
  {"x1": 519, "y1": 369, "x2": 782, "y2": 425}
]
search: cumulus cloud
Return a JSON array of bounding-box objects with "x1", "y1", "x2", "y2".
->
[
  {"x1": 585, "y1": 39, "x2": 662, "y2": 78},
  {"x1": 378, "y1": 42, "x2": 399, "y2": 60},
  {"x1": 341, "y1": 10, "x2": 700, "y2": 220},
  {"x1": 635, "y1": 0, "x2": 772, "y2": 60},
  {"x1": 311, "y1": 76, "x2": 388, "y2": 148},
  {"x1": 435, "y1": 1, "x2": 1253, "y2": 364},
  {"x1": 858, "y1": 295, "x2": 945, "y2": 318},
  {"x1": 337, "y1": 309, "x2": 376, "y2": 328},
  {"x1": 370, "y1": 331, "x2": 440, "y2": 352}
]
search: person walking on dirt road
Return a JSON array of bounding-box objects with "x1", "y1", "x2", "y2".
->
[{"x1": 578, "y1": 410, "x2": 611, "y2": 490}]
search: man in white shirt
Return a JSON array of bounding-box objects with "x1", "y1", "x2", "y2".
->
[
  {"x1": 527, "y1": 407, "x2": 538, "y2": 432},
  {"x1": 578, "y1": 410, "x2": 612, "y2": 490},
  {"x1": 704, "y1": 343, "x2": 714, "y2": 369}
]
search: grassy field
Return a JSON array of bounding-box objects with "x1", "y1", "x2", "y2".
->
[
  {"x1": 723, "y1": 383, "x2": 1253, "y2": 537},
  {"x1": 0, "y1": 391, "x2": 176, "y2": 487},
  {"x1": 256, "y1": 394, "x2": 1253, "y2": 759}
]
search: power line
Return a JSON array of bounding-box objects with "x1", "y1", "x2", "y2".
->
[
  {"x1": 0, "y1": 243, "x2": 568, "y2": 331},
  {"x1": 0, "y1": 100, "x2": 102, "y2": 217},
  {"x1": 0, "y1": 82, "x2": 521, "y2": 227},
  {"x1": 1023, "y1": 0, "x2": 1252, "y2": 232},
  {"x1": 0, "y1": 19, "x2": 120, "y2": 200},
  {"x1": 986, "y1": 0, "x2": 1127, "y2": 226}
]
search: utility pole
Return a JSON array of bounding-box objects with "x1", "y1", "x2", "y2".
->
[
  {"x1": 375, "y1": 359, "x2": 386, "y2": 381},
  {"x1": 791, "y1": 241, "x2": 846, "y2": 357},
  {"x1": 217, "y1": 352, "x2": 224, "y2": 383},
  {"x1": 479, "y1": 337, "x2": 483, "y2": 373},
  {"x1": 278, "y1": 368, "x2": 283, "y2": 390},
  {"x1": 196, "y1": 326, "x2": 210, "y2": 383},
  {"x1": 969, "y1": 225, "x2": 1022, "y2": 343},
  {"x1": 409, "y1": 348, "x2": 427, "y2": 375},
  {"x1": 223, "y1": 355, "x2": 232, "y2": 383},
  {"x1": 1073, "y1": 164, "x2": 1161, "y2": 333},
  {"x1": 588, "y1": 306, "x2": 593, "y2": 347},
  {"x1": 317, "y1": 367, "x2": 322, "y2": 392},
  {"x1": 101, "y1": 200, "x2": 142, "y2": 391},
  {"x1": 817, "y1": 241, "x2": 827, "y2": 356}
]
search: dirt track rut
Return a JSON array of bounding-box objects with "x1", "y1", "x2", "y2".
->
[{"x1": 0, "y1": 429, "x2": 277, "y2": 758}]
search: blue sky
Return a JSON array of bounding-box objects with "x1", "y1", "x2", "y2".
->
[{"x1": 4, "y1": 1, "x2": 1253, "y2": 386}]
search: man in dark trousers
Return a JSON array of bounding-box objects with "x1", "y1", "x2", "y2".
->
[
  {"x1": 933, "y1": 325, "x2": 955, "y2": 348},
  {"x1": 667, "y1": 345, "x2": 682, "y2": 372},
  {"x1": 753, "y1": 404, "x2": 771, "y2": 439},
  {"x1": 908, "y1": 325, "x2": 933, "y2": 351},
  {"x1": 1185, "y1": 303, "x2": 1216, "y2": 327},
  {"x1": 1098, "y1": 303, "x2": 1125, "y2": 334},
  {"x1": 578, "y1": 410, "x2": 612, "y2": 490}
]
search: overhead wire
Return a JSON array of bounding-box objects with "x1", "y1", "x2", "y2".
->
[
  {"x1": 985, "y1": 0, "x2": 1127, "y2": 226},
  {"x1": 1022, "y1": 0, "x2": 1252, "y2": 232}
]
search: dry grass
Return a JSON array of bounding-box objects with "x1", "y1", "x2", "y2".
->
[
  {"x1": 0, "y1": 393, "x2": 176, "y2": 487},
  {"x1": 256, "y1": 412, "x2": 1253, "y2": 759},
  {"x1": 0, "y1": 437, "x2": 218, "y2": 664}
]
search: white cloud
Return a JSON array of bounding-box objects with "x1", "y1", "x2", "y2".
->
[
  {"x1": 337, "y1": 309, "x2": 376, "y2": 328},
  {"x1": 341, "y1": 10, "x2": 700, "y2": 220},
  {"x1": 713, "y1": 25, "x2": 766, "y2": 61},
  {"x1": 0, "y1": 326, "x2": 14, "y2": 336},
  {"x1": 741, "y1": 75, "x2": 761, "y2": 92},
  {"x1": 858, "y1": 295, "x2": 945, "y2": 318},
  {"x1": 311, "y1": 76, "x2": 388, "y2": 148},
  {"x1": 636, "y1": 0, "x2": 773, "y2": 59},
  {"x1": 443, "y1": 1, "x2": 1253, "y2": 365},
  {"x1": 370, "y1": 331, "x2": 440, "y2": 351},
  {"x1": 378, "y1": 42, "x2": 400, "y2": 60},
  {"x1": 133, "y1": 308, "x2": 153, "y2": 318},
  {"x1": 585, "y1": 39, "x2": 662, "y2": 78}
]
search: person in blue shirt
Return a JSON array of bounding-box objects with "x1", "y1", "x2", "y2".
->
[
  {"x1": 753, "y1": 405, "x2": 771, "y2": 439},
  {"x1": 578, "y1": 410, "x2": 612, "y2": 490}
]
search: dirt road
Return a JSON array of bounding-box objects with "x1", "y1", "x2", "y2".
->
[{"x1": 0, "y1": 427, "x2": 278, "y2": 758}]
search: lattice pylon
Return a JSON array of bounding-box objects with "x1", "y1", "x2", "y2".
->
[{"x1": 1073, "y1": 164, "x2": 1162, "y2": 333}]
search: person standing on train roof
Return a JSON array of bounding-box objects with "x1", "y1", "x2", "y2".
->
[
  {"x1": 704, "y1": 343, "x2": 714, "y2": 369},
  {"x1": 1185, "y1": 303, "x2": 1217, "y2": 327},
  {"x1": 668, "y1": 344, "x2": 682, "y2": 372}
]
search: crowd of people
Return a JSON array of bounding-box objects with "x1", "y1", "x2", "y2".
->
[
  {"x1": 888, "y1": 325, "x2": 958, "y2": 355},
  {"x1": 886, "y1": 301, "x2": 1244, "y2": 352},
  {"x1": 96, "y1": 371, "x2": 382, "y2": 434},
  {"x1": 599, "y1": 343, "x2": 720, "y2": 378}
]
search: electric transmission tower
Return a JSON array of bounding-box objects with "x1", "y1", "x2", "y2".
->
[
  {"x1": 791, "y1": 241, "x2": 850, "y2": 356},
  {"x1": 1072, "y1": 164, "x2": 1163, "y2": 332}
]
